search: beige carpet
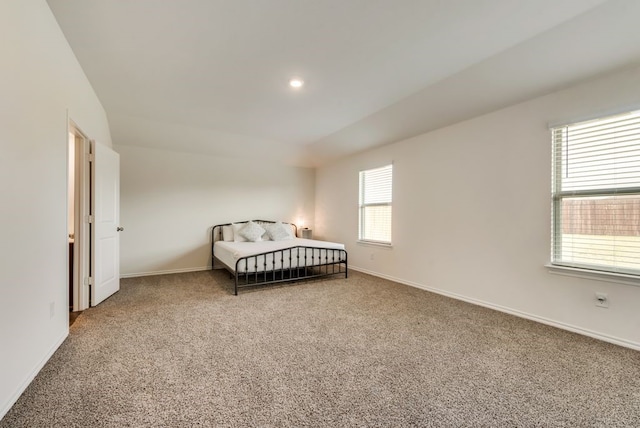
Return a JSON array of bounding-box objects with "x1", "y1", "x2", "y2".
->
[{"x1": 2, "y1": 270, "x2": 639, "y2": 427}]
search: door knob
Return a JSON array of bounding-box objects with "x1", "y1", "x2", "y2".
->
[{"x1": 116, "y1": 227, "x2": 124, "y2": 232}]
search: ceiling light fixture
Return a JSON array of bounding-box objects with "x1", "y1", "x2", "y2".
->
[{"x1": 289, "y1": 78, "x2": 304, "y2": 88}]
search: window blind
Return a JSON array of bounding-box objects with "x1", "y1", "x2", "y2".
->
[
  {"x1": 359, "y1": 164, "x2": 393, "y2": 244},
  {"x1": 551, "y1": 109, "x2": 640, "y2": 275}
]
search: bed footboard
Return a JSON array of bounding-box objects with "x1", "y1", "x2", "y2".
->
[{"x1": 232, "y1": 246, "x2": 348, "y2": 295}]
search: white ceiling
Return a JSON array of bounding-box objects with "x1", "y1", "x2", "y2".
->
[{"x1": 46, "y1": 0, "x2": 640, "y2": 166}]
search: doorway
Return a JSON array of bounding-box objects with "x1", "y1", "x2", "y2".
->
[
  {"x1": 67, "y1": 121, "x2": 121, "y2": 314},
  {"x1": 68, "y1": 122, "x2": 91, "y2": 313}
]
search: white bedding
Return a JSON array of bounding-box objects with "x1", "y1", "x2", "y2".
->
[{"x1": 214, "y1": 238, "x2": 346, "y2": 273}]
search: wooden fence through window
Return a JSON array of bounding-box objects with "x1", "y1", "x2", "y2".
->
[{"x1": 562, "y1": 197, "x2": 640, "y2": 236}]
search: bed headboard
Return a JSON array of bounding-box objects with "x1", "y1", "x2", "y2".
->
[{"x1": 211, "y1": 220, "x2": 298, "y2": 243}]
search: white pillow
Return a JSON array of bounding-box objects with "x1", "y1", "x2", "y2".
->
[
  {"x1": 232, "y1": 223, "x2": 248, "y2": 242},
  {"x1": 222, "y1": 225, "x2": 234, "y2": 242},
  {"x1": 265, "y1": 222, "x2": 294, "y2": 241},
  {"x1": 237, "y1": 221, "x2": 266, "y2": 242}
]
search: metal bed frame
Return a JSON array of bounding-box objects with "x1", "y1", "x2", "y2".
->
[{"x1": 211, "y1": 220, "x2": 348, "y2": 295}]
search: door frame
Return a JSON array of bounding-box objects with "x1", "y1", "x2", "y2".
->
[{"x1": 68, "y1": 120, "x2": 92, "y2": 312}]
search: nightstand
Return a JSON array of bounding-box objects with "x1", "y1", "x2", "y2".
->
[{"x1": 301, "y1": 228, "x2": 312, "y2": 239}]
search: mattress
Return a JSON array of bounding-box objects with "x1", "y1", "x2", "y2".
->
[{"x1": 214, "y1": 238, "x2": 346, "y2": 273}]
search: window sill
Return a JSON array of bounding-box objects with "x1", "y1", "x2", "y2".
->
[
  {"x1": 545, "y1": 263, "x2": 640, "y2": 287},
  {"x1": 357, "y1": 240, "x2": 393, "y2": 249}
]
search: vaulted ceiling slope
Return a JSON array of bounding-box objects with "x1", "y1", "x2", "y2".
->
[{"x1": 47, "y1": 0, "x2": 640, "y2": 166}]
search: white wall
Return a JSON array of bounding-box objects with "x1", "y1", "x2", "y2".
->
[
  {"x1": 0, "y1": 1, "x2": 112, "y2": 419},
  {"x1": 316, "y1": 65, "x2": 640, "y2": 349},
  {"x1": 115, "y1": 145, "x2": 315, "y2": 277}
]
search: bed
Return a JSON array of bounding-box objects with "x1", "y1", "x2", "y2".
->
[{"x1": 211, "y1": 220, "x2": 348, "y2": 295}]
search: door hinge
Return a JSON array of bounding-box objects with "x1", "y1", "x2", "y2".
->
[
  {"x1": 84, "y1": 277, "x2": 93, "y2": 286},
  {"x1": 86, "y1": 215, "x2": 94, "y2": 224},
  {"x1": 87, "y1": 153, "x2": 95, "y2": 162}
]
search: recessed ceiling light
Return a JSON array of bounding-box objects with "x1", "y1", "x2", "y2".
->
[{"x1": 289, "y1": 78, "x2": 304, "y2": 88}]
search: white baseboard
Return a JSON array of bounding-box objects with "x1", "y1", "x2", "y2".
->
[
  {"x1": 1, "y1": 329, "x2": 68, "y2": 420},
  {"x1": 350, "y1": 266, "x2": 640, "y2": 351},
  {"x1": 120, "y1": 266, "x2": 210, "y2": 279}
]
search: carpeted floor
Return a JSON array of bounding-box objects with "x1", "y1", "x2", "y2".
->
[{"x1": 1, "y1": 270, "x2": 639, "y2": 427}]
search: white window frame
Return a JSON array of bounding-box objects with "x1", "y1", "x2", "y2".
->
[
  {"x1": 550, "y1": 109, "x2": 640, "y2": 279},
  {"x1": 358, "y1": 164, "x2": 393, "y2": 245}
]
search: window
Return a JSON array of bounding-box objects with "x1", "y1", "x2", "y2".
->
[
  {"x1": 359, "y1": 164, "x2": 392, "y2": 244},
  {"x1": 551, "y1": 109, "x2": 640, "y2": 276}
]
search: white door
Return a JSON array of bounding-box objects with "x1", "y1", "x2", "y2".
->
[{"x1": 91, "y1": 141, "x2": 121, "y2": 306}]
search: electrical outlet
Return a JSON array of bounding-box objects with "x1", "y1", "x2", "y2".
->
[
  {"x1": 595, "y1": 292, "x2": 609, "y2": 308},
  {"x1": 49, "y1": 301, "x2": 55, "y2": 318}
]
